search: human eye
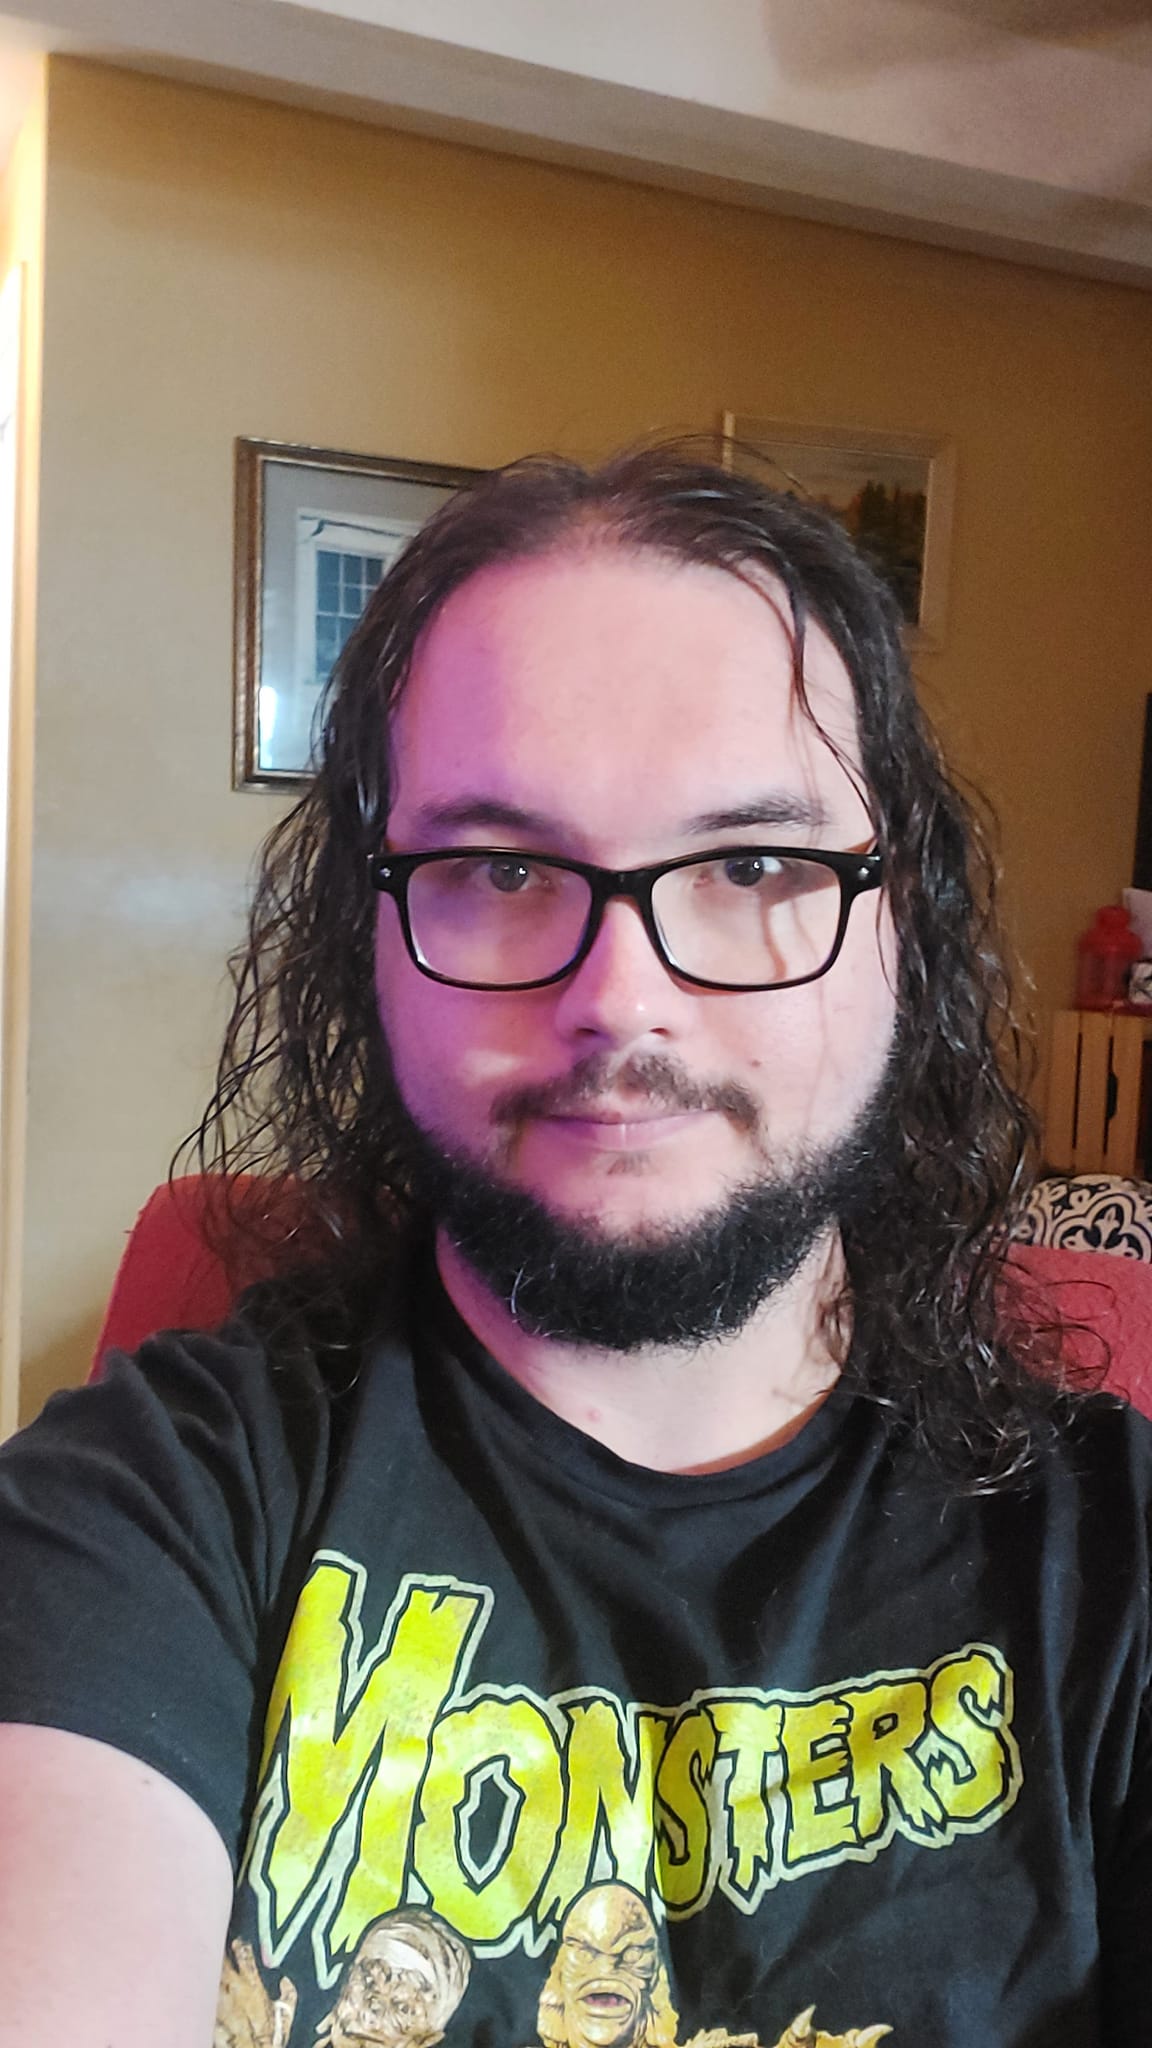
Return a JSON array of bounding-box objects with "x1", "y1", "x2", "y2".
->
[
  {"x1": 721, "y1": 850, "x2": 834, "y2": 898},
  {"x1": 437, "y1": 853, "x2": 552, "y2": 897},
  {"x1": 482, "y1": 854, "x2": 542, "y2": 895},
  {"x1": 719, "y1": 852, "x2": 784, "y2": 890},
  {"x1": 690, "y1": 850, "x2": 795, "y2": 895}
]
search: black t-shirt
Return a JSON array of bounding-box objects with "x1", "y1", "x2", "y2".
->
[{"x1": 0, "y1": 1271, "x2": 1151, "y2": 2047}]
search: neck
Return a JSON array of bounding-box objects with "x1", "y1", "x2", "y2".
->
[{"x1": 435, "y1": 1226, "x2": 847, "y2": 1473}]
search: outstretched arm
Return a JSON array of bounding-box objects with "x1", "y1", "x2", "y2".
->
[{"x1": 0, "y1": 1724, "x2": 234, "y2": 2048}]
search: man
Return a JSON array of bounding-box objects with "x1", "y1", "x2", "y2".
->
[{"x1": 0, "y1": 448, "x2": 1147, "y2": 2047}]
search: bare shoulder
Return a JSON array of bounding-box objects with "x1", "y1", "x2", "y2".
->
[{"x1": 0, "y1": 1723, "x2": 232, "y2": 2046}]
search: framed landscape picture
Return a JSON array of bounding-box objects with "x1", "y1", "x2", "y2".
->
[
  {"x1": 722, "y1": 415, "x2": 956, "y2": 649},
  {"x1": 233, "y1": 439, "x2": 481, "y2": 789}
]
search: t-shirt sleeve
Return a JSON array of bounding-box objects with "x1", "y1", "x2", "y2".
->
[
  {"x1": 0, "y1": 1322, "x2": 331, "y2": 1867},
  {"x1": 1100, "y1": 1677, "x2": 1152, "y2": 2025}
]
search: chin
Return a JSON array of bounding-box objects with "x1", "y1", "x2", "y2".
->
[
  {"x1": 512, "y1": 1142, "x2": 742, "y2": 1213},
  {"x1": 529, "y1": 1181, "x2": 708, "y2": 1227},
  {"x1": 520, "y1": 1179, "x2": 724, "y2": 1246}
]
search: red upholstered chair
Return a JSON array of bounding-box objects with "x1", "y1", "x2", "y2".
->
[
  {"x1": 1006, "y1": 1242, "x2": 1152, "y2": 1418},
  {"x1": 93, "y1": 1181, "x2": 1152, "y2": 1419},
  {"x1": 92, "y1": 1176, "x2": 260, "y2": 1376}
]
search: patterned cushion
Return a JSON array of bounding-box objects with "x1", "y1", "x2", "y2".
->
[{"x1": 1014, "y1": 1174, "x2": 1152, "y2": 1261}]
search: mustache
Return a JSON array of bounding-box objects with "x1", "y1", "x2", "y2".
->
[{"x1": 489, "y1": 1053, "x2": 761, "y2": 1134}]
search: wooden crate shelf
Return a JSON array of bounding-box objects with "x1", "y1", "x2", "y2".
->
[{"x1": 1045, "y1": 1008, "x2": 1152, "y2": 1178}]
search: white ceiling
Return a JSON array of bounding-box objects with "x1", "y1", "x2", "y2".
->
[{"x1": 1, "y1": 0, "x2": 1151, "y2": 285}]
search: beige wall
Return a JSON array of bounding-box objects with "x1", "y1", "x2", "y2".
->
[{"x1": 16, "y1": 56, "x2": 1152, "y2": 1416}]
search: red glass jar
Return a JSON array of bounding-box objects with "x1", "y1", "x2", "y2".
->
[{"x1": 1076, "y1": 905, "x2": 1142, "y2": 1008}]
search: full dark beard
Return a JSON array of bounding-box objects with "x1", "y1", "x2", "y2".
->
[{"x1": 394, "y1": 1060, "x2": 899, "y2": 1352}]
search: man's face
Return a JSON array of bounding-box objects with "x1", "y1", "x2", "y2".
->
[{"x1": 376, "y1": 546, "x2": 897, "y2": 1274}]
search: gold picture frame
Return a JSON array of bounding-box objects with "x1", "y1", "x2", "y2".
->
[
  {"x1": 233, "y1": 438, "x2": 481, "y2": 790},
  {"x1": 722, "y1": 414, "x2": 957, "y2": 651}
]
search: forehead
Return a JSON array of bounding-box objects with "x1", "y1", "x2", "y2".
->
[{"x1": 387, "y1": 546, "x2": 867, "y2": 853}]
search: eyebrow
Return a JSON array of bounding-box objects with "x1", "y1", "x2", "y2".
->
[
  {"x1": 682, "y1": 796, "x2": 832, "y2": 835},
  {"x1": 409, "y1": 798, "x2": 560, "y2": 838},
  {"x1": 408, "y1": 792, "x2": 833, "y2": 840}
]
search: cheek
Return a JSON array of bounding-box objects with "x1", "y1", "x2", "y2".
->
[
  {"x1": 374, "y1": 905, "x2": 459, "y2": 1103},
  {"x1": 798, "y1": 899, "x2": 899, "y2": 1100},
  {"x1": 849, "y1": 896, "x2": 900, "y2": 1061},
  {"x1": 724, "y1": 907, "x2": 897, "y2": 1120},
  {"x1": 374, "y1": 904, "x2": 545, "y2": 1122}
]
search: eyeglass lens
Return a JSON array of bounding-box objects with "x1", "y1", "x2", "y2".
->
[{"x1": 406, "y1": 852, "x2": 845, "y2": 988}]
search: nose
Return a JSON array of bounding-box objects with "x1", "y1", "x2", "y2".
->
[{"x1": 550, "y1": 895, "x2": 695, "y2": 1050}]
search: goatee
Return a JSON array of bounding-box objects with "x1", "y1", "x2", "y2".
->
[{"x1": 395, "y1": 1053, "x2": 898, "y2": 1351}]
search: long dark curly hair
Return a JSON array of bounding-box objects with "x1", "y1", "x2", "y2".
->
[{"x1": 184, "y1": 443, "x2": 1084, "y2": 1488}]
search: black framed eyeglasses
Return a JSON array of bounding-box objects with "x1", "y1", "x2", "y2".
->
[{"x1": 368, "y1": 843, "x2": 883, "y2": 994}]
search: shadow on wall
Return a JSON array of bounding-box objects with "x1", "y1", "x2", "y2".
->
[
  {"x1": 922, "y1": 0, "x2": 1152, "y2": 31},
  {"x1": 755, "y1": 0, "x2": 1152, "y2": 213},
  {"x1": 757, "y1": 0, "x2": 1152, "y2": 91}
]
